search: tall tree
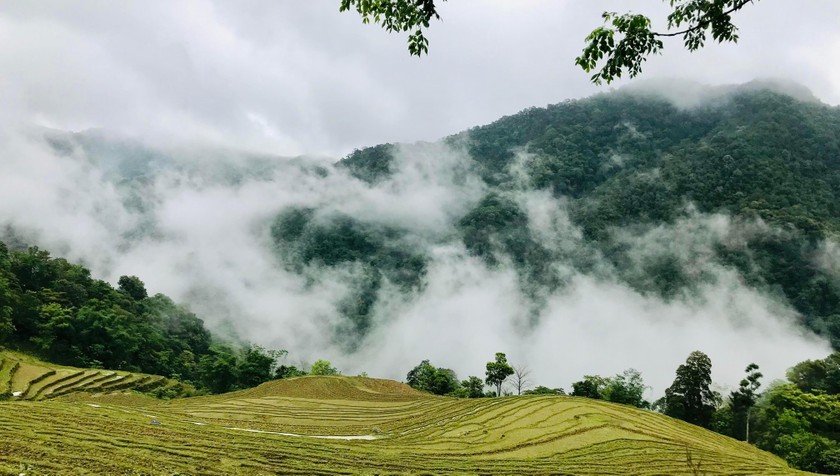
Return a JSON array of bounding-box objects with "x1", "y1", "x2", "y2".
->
[
  {"x1": 729, "y1": 363, "x2": 762, "y2": 441},
  {"x1": 485, "y1": 352, "x2": 514, "y2": 397},
  {"x1": 661, "y1": 351, "x2": 721, "y2": 428}
]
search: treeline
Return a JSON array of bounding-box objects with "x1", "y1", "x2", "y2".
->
[
  {"x1": 404, "y1": 350, "x2": 840, "y2": 474},
  {"x1": 647, "y1": 351, "x2": 839, "y2": 474},
  {"x1": 405, "y1": 353, "x2": 644, "y2": 405},
  {"x1": 0, "y1": 242, "x2": 301, "y2": 394}
]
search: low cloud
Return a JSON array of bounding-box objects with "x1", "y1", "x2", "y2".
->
[{"x1": 0, "y1": 126, "x2": 830, "y2": 398}]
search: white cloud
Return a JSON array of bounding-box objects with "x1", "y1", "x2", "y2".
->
[{"x1": 0, "y1": 1, "x2": 837, "y2": 156}]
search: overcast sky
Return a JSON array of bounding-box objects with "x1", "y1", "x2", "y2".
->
[{"x1": 1, "y1": 0, "x2": 839, "y2": 157}]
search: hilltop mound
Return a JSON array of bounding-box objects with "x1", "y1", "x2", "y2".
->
[{"x1": 220, "y1": 375, "x2": 426, "y2": 401}]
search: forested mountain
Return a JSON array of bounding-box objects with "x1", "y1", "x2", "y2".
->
[{"x1": 314, "y1": 82, "x2": 840, "y2": 349}]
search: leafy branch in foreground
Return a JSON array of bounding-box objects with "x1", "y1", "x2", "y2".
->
[
  {"x1": 340, "y1": 1, "x2": 759, "y2": 84},
  {"x1": 576, "y1": 0, "x2": 757, "y2": 84},
  {"x1": 339, "y1": 0, "x2": 445, "y2": 56}
]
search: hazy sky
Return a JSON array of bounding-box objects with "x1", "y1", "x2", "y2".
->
[{"x1": 1, "y1": 0, "x2": 838, "y2": 157}]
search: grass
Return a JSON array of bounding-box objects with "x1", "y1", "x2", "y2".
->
[
  {"x1": 0, "y1": 351, "x2": 191, "y2": 401},
  {"x1": 0, "y1": 352, "x2": 812, "y2": 475}
]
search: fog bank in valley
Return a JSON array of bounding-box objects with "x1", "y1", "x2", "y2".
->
[{"x1": 0, "y1": 125, "x2": 831, "y2": 396}]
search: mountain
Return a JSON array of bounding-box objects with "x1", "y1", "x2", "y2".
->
[{"x1": 320, "y1": 81, "x2": 840, "y2": 348}]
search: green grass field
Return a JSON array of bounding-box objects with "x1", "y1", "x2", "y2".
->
[{"x1": 0, "y1": 352, "x2": 809, "y2": 475}]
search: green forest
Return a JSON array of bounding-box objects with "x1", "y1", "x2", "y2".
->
[
  {"x1": 0, "y1": 242, "x2": 287, "y2": 395},
  {"x1": 337, "y1": 86, "x2": 840, "y2": 349}
]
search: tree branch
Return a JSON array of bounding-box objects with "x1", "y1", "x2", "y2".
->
[{"x1": 652, "y1": 0, "x2": 753, "y2": 38}]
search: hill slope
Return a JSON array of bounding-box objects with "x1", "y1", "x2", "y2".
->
[
  {"x1": 0, "y1": 350, "x2": 193, "y2": 401},
  {"x1": 0, "y1": 373, "x2": 809, "y2": 475}
]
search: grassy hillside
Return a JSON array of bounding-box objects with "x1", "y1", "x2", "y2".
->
[
  {"x1": 0, "y1": 370, "x2": 809, "y2": 475},
  {"x1": 0, "y1": 350, "x2": 194, "y2": 401}
]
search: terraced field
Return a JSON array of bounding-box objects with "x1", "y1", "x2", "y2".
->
[
  {"x1": 0, "y1": 356, "x2": 810, "y2": 475},
  {"x1": 0, "y1": 351, "x2": 192, "y2": 401}
]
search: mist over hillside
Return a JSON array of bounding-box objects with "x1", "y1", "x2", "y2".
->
[{"x1": 1, "y1": 81, "x2": 837, "y2": 395}]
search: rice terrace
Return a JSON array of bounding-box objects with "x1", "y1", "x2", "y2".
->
[{"x1": 0, "y1": 351, "x2": 808, "y2": 475}]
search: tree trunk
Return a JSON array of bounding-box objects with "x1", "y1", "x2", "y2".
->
[{"x1": 745, "y1": 407, "x2": 750, "y2": 443}]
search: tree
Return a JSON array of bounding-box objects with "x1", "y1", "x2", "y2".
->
[
  {"x1": 460, "y1": 376, "x2": 485, "y2": 398},
  {"x1": 485, "y1": 352, "x2": 514, "y2": 397},
  {"x1": 576, "y1": 0, "x2": 756, "y2": 84},
  {"x1": 571, "y1": 375, "x2": 608, "y2": 399},
  {"x1": 523, "y1": 386, "x2": 565, "y2": 396},
  {"x1": 238, "y1": 346, "x2": 285, "y2": 388},
  {"x1": 571, "y1": 370, "x2": 649, "y2": 407},
  {"x1": 787, "y1": 353, "x2": 840, "y2": 395},
  {"x1": 311, "y1": 359, "x2": 340, "y2": 375},
  {"x1": 428, "y1": 368, "x2": 459, "y2": 395},
  {"x1": 729, "y1": 363, "x2": 762, "y2": 442},
  {"x1": 0, "y1": 275, "x2": 14, "y2": 342},
  {"x1": 660, "y1": 351, "x2": 721, "y2": 428},
  {"x1": 341, "y1": 0, "x2": 758, "y2": 84},
  {"x1": 406, "y1": 359, "x2": 459, "y2": 395},
  {"x1": 275, "y1": 364, "x2": 307, "y2": 379},
  {"x1": 340, "y1": 0, "x2": 442, "y2": 56},
  {"x1": 406, "y1": 359, "x2": 436, "y2": 388},
  {"x1": 197, "y1": 346, "x2": 240, "y2": 393},
  {"x1": 118, "y1": 275, "x2": 148, "y2": 301},
  {"x1": 747, "y1": 383, "x2": 840, "y2": 473},
  {"x1": 604, "y1": 368, "x2": 649, "y2": 408},
  {"x1": 512, "y1": 365, "x2": 532, "y2": 396}
]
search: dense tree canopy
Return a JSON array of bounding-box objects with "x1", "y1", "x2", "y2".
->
[
  {"x1": 406, "y1": 359, "x2": 459, "y2": 395},
  {"x1": 0, "y1": 242, "x2": 287, "y2": 395},
  {"x1": 571, "y1": 370, "x2": 649, "y2": 408},
  {"x1": 748, "y1": 382, "x2": 840, "y2": 473},
  {"x1": 660, "y1": 351, "x2": 721, "y2": 428}
]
